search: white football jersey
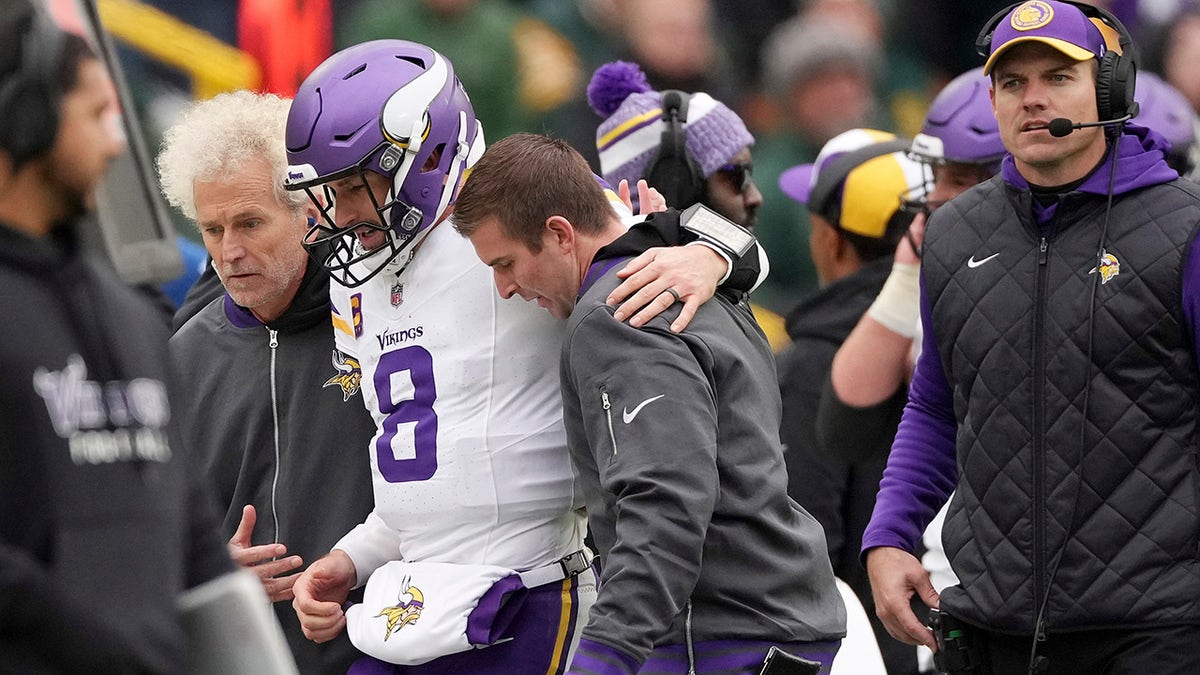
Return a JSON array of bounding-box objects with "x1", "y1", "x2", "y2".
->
[{"x1": 329, "y1": 219, "x2": 584, "y2": 582}]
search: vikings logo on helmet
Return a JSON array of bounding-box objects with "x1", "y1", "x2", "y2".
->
[
  {"x1": 323, "y1": 350, "x2": 362, "y2": 401},
  {"x1": 376, "y1": 576, "x2": 425, "y2": 640},
  {"x1": 1089, "y1": 250, "x2": 1121, "y2": 285}
]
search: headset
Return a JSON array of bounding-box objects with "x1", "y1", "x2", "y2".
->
[
  {"x1": 975, "y1": 0, "x2": 1137, "y2": 127},
  {"x1": 643, "y1": 89, "x2": 706, "y2": 209},
  {"x1": 0, "y1": 7, "x2": 66, "y2": 166}
]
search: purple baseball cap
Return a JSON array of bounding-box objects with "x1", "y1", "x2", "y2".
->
[{"x1": 982, "y1": 0, "x2": 1107, "y2": 75}]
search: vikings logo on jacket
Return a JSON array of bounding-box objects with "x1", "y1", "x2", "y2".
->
[{"x1": 323, "y1": 350, "x2": 362, "y2": 401}]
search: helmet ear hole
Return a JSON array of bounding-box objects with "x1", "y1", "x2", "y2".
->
[{"x1": 421, "y1": 144, "x2": 445, "y2": 173}]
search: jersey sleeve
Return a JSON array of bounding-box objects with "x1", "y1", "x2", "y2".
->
[{"x1": 333, "y1": 510, "x2": 405, "y2": 588}]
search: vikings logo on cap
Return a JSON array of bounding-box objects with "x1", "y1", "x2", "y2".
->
[
  {"x1": 1089, "y1": 250, "x2": 1121, "y2": 284},
  {"x1": 1012, "y1": 1, "x2": 1054, "y2": 31}
]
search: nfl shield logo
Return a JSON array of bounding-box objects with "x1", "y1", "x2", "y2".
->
[{"x1": 390, "y1": 281, "x2": 404, "y2": 307}]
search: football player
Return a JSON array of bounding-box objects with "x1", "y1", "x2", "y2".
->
[{"x1": 283, "y1": 40, "x2": 761, "y2": 673}]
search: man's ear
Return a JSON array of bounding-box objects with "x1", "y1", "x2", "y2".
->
[{"x1": 545, "y1": 215, "x2": 575, "y2": 251}]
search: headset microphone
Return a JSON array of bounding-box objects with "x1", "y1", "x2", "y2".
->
[{"x1": 1045, "y1": 107, "x2": 1138, "y2": 137}]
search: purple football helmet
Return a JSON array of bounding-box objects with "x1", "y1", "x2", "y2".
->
[
  {"x1": 1134, "y1": 72, "x2": 1200, "y2": 181},
  {"x1": 284, "y1": 40, "x2": 484, "y2": 287},
  {"x1": 908, "y1": 67, "x2": 1005, "y2": 169}
]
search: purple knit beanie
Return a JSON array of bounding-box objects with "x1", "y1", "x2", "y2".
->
[{"x1": 587, "y1": 61, "x2": 753, "y2": 189}]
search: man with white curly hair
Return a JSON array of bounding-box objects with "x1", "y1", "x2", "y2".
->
[{"x1": 157, "y1": 90, "x2": 376, "y2": 675}]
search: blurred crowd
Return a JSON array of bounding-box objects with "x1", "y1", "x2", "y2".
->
[{"x1": 116, "y1": 0, "x2": 1200, "y2": 315}]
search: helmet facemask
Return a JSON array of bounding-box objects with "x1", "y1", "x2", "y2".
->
[{"x1": 299, "y1": 161, "x2": 425, "y2": 288}]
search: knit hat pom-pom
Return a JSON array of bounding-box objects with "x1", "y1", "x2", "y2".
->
[{"x1": 587, "y1": 61, "x2": 652, "y2": 118}]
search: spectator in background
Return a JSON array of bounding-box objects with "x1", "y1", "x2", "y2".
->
[
  {"x1": 157, "y1": 90, "x2": 376, "y2": 674},
  {"x1": 1139, "y1": 3, "x2": 1200, "y2": 116},
  {"x1": 0, "y1": 6, "x2": 233, "y2": 670},
  {"x1": 1136, "y1": 71, "x2": 1200, "y2": 181},
  {"x1": 585, "y1": 59, "x2": 789, "y2": 346},
  {"x1": 337, "y1": 0, "x2": 581, "y2": 142},
  {"x1": 615, "y1": 0, "x2": 739, "y2": 104},
  {"x1": 541, "y1": 0, "x2": 739, "y2": 171},
  {"x1": 751, "y1": 13, "x2": 883, "y2": 316},
  {"x1": 774, "y1": 128, "x2": 926, "y2": 675}
]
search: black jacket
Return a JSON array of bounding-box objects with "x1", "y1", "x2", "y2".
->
[
  {"x1": 0, "y1": 219, "x2": 231, "y2": 673},
  {"x1": 170, "y1": 258, "x2": 376, "y2": 674},
  {"x1": 775, "y1": 257, "x2": 895, "y2": 557}
]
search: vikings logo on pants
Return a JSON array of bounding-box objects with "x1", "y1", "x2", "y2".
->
[{"x1": 377, "y1": 576, "x2": 425, "y2": 640}]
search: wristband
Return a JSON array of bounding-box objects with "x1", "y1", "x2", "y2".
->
[{"x1": 866, "y1": 261, "x2": 920, "y2": 338}]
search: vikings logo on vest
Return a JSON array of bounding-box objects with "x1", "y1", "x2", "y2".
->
[
  {"x1": 1089, "y1": 250, "x2": 1121, "y2": 284},
  {"x1": 1012, "y1": 1, "x2": 1054, "y2": 31},
  {"x1": 377, "y1": 577, "x2": 425, "y2": 641}
]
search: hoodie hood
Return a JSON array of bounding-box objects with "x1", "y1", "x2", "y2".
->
[
  {"x1": 1001, "y1": 123, "x2": 1179, "y2": 196},
  {"x1": 223, "y1": 256, "x2": 332, "y2": 332}
]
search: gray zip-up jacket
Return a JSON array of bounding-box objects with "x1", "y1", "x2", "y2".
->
[
  {"x1": 559, "y1": 218, "x2": 846, "y2": 670},
  {"x1": 170, "y1": 259, "x2": 376, "y2": 674}
]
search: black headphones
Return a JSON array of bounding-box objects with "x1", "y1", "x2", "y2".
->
[
  {"x1": 643, "y1": 89, "x2": 705, "y2": 209},
  {"x1": 975, "y1": 0, "x2": 1137, "y2": 123},
  {"x1": 0, "y1": 8, "x2": 66, "y2": 165}
]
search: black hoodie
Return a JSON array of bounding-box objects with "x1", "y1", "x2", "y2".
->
[
  {"x1": 0, "y1": 219, "x2": 231, "y2": 673},
  {"x1": 170, "y1": 257, "x2": 376, "y2": 674}
]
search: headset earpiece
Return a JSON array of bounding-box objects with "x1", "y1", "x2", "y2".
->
[
  {"x1": 0, "y1": 8, "x2": 65, "y2": 166},
  {"x1": 1096, "y1": 46, "x2": 1136, "y2": 121},
  {"x1": 643, "y1": 89, "x2": 704, "y2": 209}
]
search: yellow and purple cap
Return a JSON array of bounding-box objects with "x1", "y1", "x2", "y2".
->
[
  {"x1": 982, "y1": 0, "x2": 1109, "y2": 75},
  {"x1": 779, "y1": 128, "x2": 927, "y2": 242}
]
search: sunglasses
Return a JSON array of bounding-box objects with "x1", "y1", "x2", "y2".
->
[{"x1": 716, "y1": 162, "x2": 754, "y2": 194}]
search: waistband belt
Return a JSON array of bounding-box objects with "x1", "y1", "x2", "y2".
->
[{"x1": 518, "y1": 549, "x2": 594, "y2": 588}]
